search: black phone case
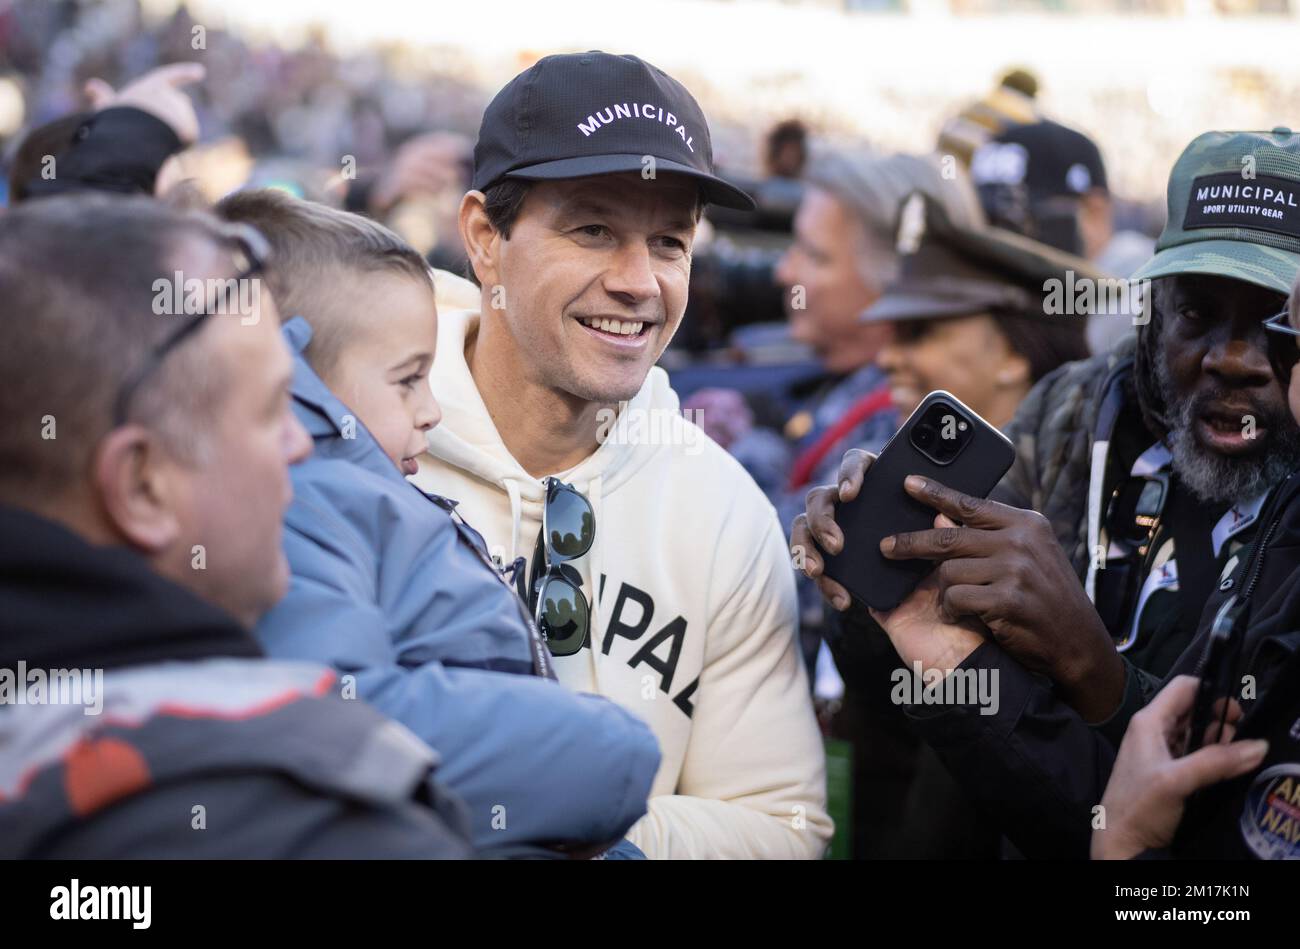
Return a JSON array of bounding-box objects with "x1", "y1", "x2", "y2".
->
[{"x1": 821, "y1": 390, "x2": 1015, "y2": 612}]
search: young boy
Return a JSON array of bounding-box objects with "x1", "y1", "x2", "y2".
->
[{"x1": 215, "y1": 190, "x2": 658, "y2": 856}]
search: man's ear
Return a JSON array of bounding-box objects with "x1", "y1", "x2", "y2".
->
[
  {"x1": 459, "y1": 190, "x2": 501, "y2": 289},
  {"x1": 92, "y1": 426, "x2": 183, "y2": 554}
]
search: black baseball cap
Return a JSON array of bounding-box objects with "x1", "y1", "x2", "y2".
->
[
  {"x1": 971, "y1": 119, "x2": 1108, "y2": 201},
  {"x1": 970, "y1": 119, "x2": 1107, "y2": 254},
  {"x1": 471, "y1": 51, "x2": 754, "y2": 210}
]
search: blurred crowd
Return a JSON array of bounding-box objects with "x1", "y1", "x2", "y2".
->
[{"x1": 1, "y1": 0, "x2": 485, "y2": 201}]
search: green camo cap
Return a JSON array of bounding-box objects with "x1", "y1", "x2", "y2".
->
[{"x1": 1132, "y1": 128, "x2": 1300, "y2": 296}]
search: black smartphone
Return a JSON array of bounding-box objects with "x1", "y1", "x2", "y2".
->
[{"x1": 821, "y1": 390, "x2": 1015, "y2": 612}]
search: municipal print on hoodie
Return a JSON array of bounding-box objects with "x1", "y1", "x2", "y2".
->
[{"x1": 410, "y1": 272, "x2": 833, "y2": 859}]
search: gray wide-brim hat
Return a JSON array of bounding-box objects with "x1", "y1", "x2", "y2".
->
[{"x1": 862, "y1": 190, "x2": 1108, "y2": 324}]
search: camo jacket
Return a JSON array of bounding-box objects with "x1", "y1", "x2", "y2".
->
[{"x1": 992, "y1": 333, "x2": 1139, "y2": 578}]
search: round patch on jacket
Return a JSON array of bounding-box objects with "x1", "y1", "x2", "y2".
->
[{"x1": 1240, "y1": 764, "x2": 1300, "y2": 859}]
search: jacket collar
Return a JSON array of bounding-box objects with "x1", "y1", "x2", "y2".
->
[
  {"x1": 1091, "y1": 337, "x2": 1138, "y2": 448},
  {"x1": 1084, "y1": 338, "x2": 1140, "y2": 602},
  {"x1": 282, "y1": 317, "x2": 406, "y2": 484},
  {"x1": 0, "y1": 504, "x2": 261, "y2": 672},
  {"x1": 282, "y1": 316, "x2": 339, "y2": 437}
]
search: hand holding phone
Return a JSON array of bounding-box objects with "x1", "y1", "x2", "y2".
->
[
  {"x1": 821, "y1": 391, "x2": 1015, "y2": 612},
  {"x1": 794, "y1": 391, "x2": 1124, "y2": 718}
]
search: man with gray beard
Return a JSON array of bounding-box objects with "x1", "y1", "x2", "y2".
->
[
  {"x1": 793, "y1": 128, "x2": 1300, "y2": 857},
  {"x1": 1153, "y1": 275, "x2": 1300, "y2": 504}
]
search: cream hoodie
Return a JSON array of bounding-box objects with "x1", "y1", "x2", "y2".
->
[{"x1": 411, "y1": 272, "x2": 831, "y2": 859}]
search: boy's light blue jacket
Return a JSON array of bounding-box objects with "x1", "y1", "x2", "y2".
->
[{"x1": 255, "y1": 319, "x2": 660, "y2": 852}]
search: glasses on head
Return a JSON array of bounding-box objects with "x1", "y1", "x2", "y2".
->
[
  {"x1": 524, "y1": 478, "x2": 595, "y2": 657},
  {"x1": 111, "y1": 224, "x2": 270, "y2": 427},
  {"x1": 1263, "y1": 307, "x2": 1300, "y2": 385}
]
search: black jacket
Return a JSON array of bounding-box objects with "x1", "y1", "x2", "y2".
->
[
  {"x1": 0, "y1": 504, "x2": 473, "y2": 859},
  {"x1": 838, "y1": 463, "x2": 1300, "y2": 860},
  {"x1": 829, "y1": 346, "x2": 1136, "y2": 859},
  {"x1": 1169, "y1": 471, "x2": 1300, "y2": 858},
  {"x1": 829, "y1": 339, "x2": 1263, "y2": 859}
]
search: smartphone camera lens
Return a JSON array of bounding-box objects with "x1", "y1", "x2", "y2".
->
[{"x1": 910, "y1": 400, "x2": 973, "y2": 465}]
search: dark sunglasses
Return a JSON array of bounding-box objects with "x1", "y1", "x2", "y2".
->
[
  {"x1": 111, "y1": 224, "x2": 270, "y2": 427},
  {"x1": 1263, "y1": 307, "x2": 1300, "y2": 384},
  {"x1": 524, "y1": 477, "x2": 595, "y2": 657},
  {"x1": 1094, "y1": 470, "x2": 1169, "y2": 648}
]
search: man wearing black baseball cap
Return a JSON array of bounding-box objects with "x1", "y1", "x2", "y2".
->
[
  {"x1": 411, "y1": 52, "x2": 830, "y2": 859},
  {"x1": 794, "y1": 128, "x2": 1300, "y2": 857},
  {"x1": 970, "y1": 119, "x2": 1110, "y2": 259},
  {"x1": 969, "y1": 118, "x2": 1155, "y2": 354}
]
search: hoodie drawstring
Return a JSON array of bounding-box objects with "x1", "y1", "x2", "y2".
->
[
  {"x1": 586, "y1": 474, "x2": 604, "y2": 695},
  {"x1": 504, "y1": 478, "x2": 524, "y2": 563}
]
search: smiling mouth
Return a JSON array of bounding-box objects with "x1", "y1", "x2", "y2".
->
[
  {"x1": 887, "y1": 378, "x2": 921, "y2": 406},
  {"x1": 576, "y1": 315, "x2": 652, "y2": 341}
]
